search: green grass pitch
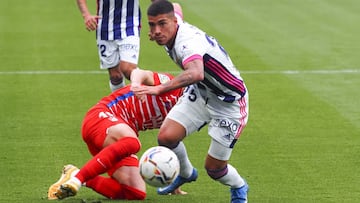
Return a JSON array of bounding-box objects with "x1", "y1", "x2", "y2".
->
[{"x1": 0, "y1": 0, "x2": 359, "y2": 202}]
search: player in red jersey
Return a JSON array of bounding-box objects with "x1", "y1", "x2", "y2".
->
[{"x1": 48, "y1": 69, "x2": 186, "y2": 200}]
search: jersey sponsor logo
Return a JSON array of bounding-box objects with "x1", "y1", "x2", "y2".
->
[
  {"x1": 158, "y1": 74, "x2": 171, "y2": 84},
  {"x1": 213, "y1": 118, "x2": 239, "y2": 134},
  {"x1": 119, "y1": 44, "x2": 139, "y2": 52}
]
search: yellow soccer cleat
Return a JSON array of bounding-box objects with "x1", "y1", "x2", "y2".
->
[
  {"x1": 54, "y1": 180, "x2": 81, "y2": 200},
  {"x1": 47, "y1": 164, "x2": 79, "y2": 200}
]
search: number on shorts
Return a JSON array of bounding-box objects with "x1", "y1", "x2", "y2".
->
[
  {"x1": 98, "y1": 44, "x2": 106, "y2": 57},
  {"x1": 184, "y1": 86, "x2": 197, "y2": 102}
]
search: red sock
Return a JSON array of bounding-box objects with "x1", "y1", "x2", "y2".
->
[
  {"x1": 86, "y1": 176, "x2": 146, "y2": 200},
  {"x1": 121, "y1": 184, "x2": 146, "y2": 200},
  {"x1": 86, "y1": 176, "x2": 123, "y2": 199},
  {"x1": 75, "y1": 137, "x2": 140, "y2": 183}
]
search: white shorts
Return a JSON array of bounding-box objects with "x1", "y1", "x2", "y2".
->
[
  {"x1": 208, "y1": 139, "x2": 233, "y2": 161},
  {"x1": 97, "y1": 36, "x2": 140, "y2": 69},
  {"x1": 166, "y1": 84, "x2": 249, "y2": 152}
]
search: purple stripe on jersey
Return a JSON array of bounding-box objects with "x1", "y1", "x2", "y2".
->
[
  {"x1": 138, "y1": 6, "x2": 141, "y2": 29},
  {"x1": 206, "y1": 59, "x2": 245, "y2": 93},
  {"x1": 113, "y1": 0, "x2": 122, "y2": 39},
  {"x1": 201, "y1": 78, "x2": 236, "y2": 102},
  {"x1": 203, "y1": 54, "x2": 246, "y2": 96},
  {"x1": 126, "y1": 0, "x2": 135, "y2": 36},
  {"x1": 101, "y1": 0, "x2": 110, "y2": 40},
  {"x1": 96, "y1": 0, "x2": 100, "y2": 16}
]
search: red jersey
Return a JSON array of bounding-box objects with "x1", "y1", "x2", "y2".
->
[{"x1": 97, "y1": 72, "x2": 182, "y2": 131}]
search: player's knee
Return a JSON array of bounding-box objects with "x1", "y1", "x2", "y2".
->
[
  {"x1": 157, "y1": 122, "x2": 184, "y2": 148},
  {"x1": 109, "y1": 74, "x2": 124, "y2": 85},
  {"x1": 158, "y1": 140, "x2": 180, "y2": 150},
  {"x1": 157, "y1": 129, "x2": 171, "y2": 146},
  {"x1": 157, "y1": 133, "x2": 179, "y2": 149},
  {"x1": 206, "y1": 165, "x2": 228, "y2": 180},
  {"x1": 129, "y1": 137, "x2": 141, "y2": 153},
  {"x1": 119, "y1": 61, "x2": 137, "y2": 79},
  {"x1": 120, "y1": 137, "x2": 141, "y2": 154}
]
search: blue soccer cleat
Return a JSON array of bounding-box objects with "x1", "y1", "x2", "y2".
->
[
  {"x1": 230, "y1": 181, "x2": 249, "y2": 203},
  {"x1": 157, "y1": 168, "x2": 198, "y2": 195}
]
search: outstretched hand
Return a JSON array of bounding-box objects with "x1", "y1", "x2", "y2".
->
[
  {"x1": 171, "y1": 188, "x2": 188, "y2": 195},
  {"x1": 84, "y1": 15, "x2": 101, "y2": 31},
  {"x1": 131, "y1": 85, "x2": 162, "y2": 102}
]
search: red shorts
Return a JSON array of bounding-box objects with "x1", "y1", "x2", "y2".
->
[{"x1": 81, "y1": 104, "x2": 139, "y2": 176}]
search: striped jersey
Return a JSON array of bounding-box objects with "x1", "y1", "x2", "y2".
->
[
  {"x1": 98, "y1": 73, "x2": 182, "y2": 131},
  {"x1": 96, "y1": 0, "x2": 141, "y2": 40},
  {"x1": 166, "y1": 22, "x2": 247, "y2": 103}
]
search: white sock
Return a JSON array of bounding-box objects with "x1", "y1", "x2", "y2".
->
[
  {"x1": 172, "y1": 142, "x2": 194, "y2": 178},
  {"x1": 109, "y1": 79, "x2": 125, "y2": 92},
  {"x1": 217, "y1": 164, "x2": 245, "y2": 188},
  {"x1": 66, "y1": 176, "x2": 82, "y2": 191}
]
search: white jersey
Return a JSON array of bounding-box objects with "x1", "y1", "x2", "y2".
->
[
  {"x1": 166, "y1": 22, "x2": 246, "y2": 102},
  {"x1": 96, "y1": 0, "x2": 141, "y2": 40}
]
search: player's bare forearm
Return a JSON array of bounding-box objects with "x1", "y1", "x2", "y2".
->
[
  {"x1": 132, "y1": 61, "x2": 203, "y2": 97},
  {"x1": 158, "y1": 60, "x2": 204, "y2": 94},
  {"x1": 130, "y1": 69, "x2": 155, "y2": 86},
  {"x1": 76, "y1": 0, "x2": 91, "y2": 18},
  {"x1": 131, "y1": 73, "x2": 194, "y2": 97},
  {"x1": 158, "y1": 71, "x2": 196, "y2": 93},
  {"x1": 76, "y1": 0, "x2": 99, "y2": 31}
]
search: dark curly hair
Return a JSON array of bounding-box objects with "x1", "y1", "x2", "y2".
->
[{"x1": 147, "y1": 0, "x2": 174, "y2": 16}]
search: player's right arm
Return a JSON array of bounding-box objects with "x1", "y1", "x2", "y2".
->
[
  {"x1": 130, "y1": 68, "x2": 155, "y2": 87},
  {"x1": 131, "y1": 69, "x2": 156, "y2": 101},
  {"x1": 132, "y1": 58, "x2": 204, "y2": 97},
  {"x1": 76, "y1": 0, "x2": 100, "y2": 31}
]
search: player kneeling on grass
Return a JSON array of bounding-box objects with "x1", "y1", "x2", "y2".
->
[{"x1": 47, "y1": 69, "x2": 186, "y2": 200}]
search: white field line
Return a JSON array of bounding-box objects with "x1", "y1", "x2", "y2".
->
[
  {"x1": 0, "y1": 69, "x2": 359, "y2": 75},
  {"x1": 0, "y1": 70, "x2": 106, "y2": 75},
  {"x1": 243, "y1": 69, "x2": 359, "y2": 74}
]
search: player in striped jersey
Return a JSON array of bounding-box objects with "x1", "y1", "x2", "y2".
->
[
  {"x1": 76, "y1": 0, "x2": 141, "y2": 92},
  {"x1": 48, "y1": 69, "x2": 186, "y2": 200},
  {"x1": 132, "y1": 1, "x2": 249, "y2": 202},
  {"x1": 76, "y1": 0, "x2": 184, "y2": 92}
]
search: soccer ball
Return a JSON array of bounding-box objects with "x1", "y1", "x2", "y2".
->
[{"x1": 139, "y1": 146, "x2": 180, "y2": 187}]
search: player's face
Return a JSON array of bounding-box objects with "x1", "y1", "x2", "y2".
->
[{"x1": 148, "y1": 13, "x2": 178, "y2": 47}]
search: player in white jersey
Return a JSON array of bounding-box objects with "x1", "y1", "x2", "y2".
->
[
  {"x1": 132, "y1": 1, "x2": 249, "y2": 202},
  {"x1": 76, "y1": 0, "x2": 141, "y2": 92}
]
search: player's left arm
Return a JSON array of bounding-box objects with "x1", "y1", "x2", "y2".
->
[{"x1": 76, "y1": 0, "x2": 100, "y2": 31}]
